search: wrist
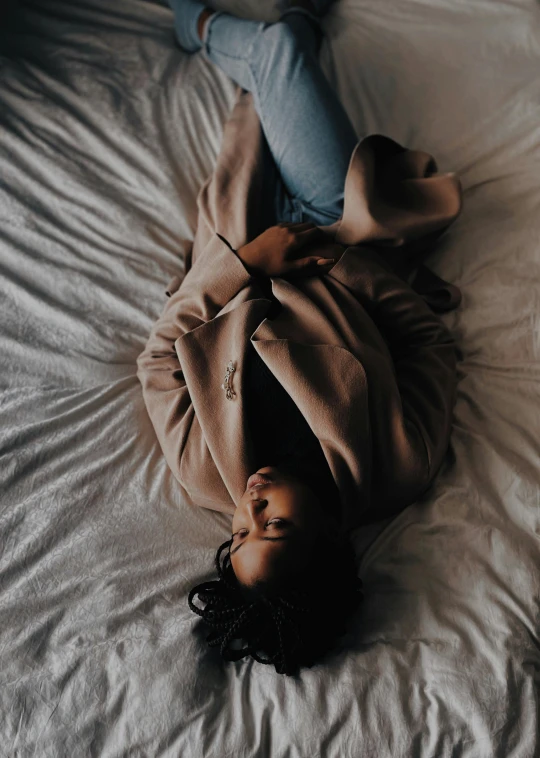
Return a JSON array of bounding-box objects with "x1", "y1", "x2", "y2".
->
[{"x1": 235, "y1": 245, "x2": 266, "y2": 278}]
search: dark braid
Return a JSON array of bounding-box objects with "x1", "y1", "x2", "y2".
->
[{"x1": 188, "y1": 535, "x2": 363, "y2": 676}]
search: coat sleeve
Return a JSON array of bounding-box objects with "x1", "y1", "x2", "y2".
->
[
  {"x1": 136, "y1": 234, "x2": 252, "y2": 485},
  {"x1": 328, "y1": 245, "x2": 458, "y2": 514}
]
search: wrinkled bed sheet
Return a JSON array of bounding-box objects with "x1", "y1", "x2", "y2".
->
[{"x1": 1, "y1": 0, "x2": 539, "y2": 756}]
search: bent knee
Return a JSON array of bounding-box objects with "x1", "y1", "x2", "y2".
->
[{"x1": 254, "y1": 21, "x2": 303, "y2": 63}]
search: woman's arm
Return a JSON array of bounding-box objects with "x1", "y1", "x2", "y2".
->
[
  {"x1": 137, "y1": 233, "x2": 253, "y2": 485},
  {"x1": 328, "y1": 245, "x2": 458, "y2": 512}
]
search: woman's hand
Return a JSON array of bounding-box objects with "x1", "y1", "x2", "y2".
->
[{"x1": 236, "y1": 221, "x2": 345, "y2": 279}]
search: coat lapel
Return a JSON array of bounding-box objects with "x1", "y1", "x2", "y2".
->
[{"x1": 176, "y1": 296, "x2": 273, "y2": 505}]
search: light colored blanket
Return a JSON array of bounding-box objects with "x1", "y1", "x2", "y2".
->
[{"x1": 1, "y1": 1, "x2": 539, "y2": 756}]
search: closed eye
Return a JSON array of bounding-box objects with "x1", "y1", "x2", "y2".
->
[
  {"x1": 266, "y1": 518, "x2": 290, "y2": 529},
  {"x1": 232, "y1": 519, "x2": 290, "y2": 539},
  {"x1": 230, "y1": 520, "x2": 293, "y2": 555}
]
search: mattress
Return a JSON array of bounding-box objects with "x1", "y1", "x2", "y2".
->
[{"x1": 1, "y1": 0, "x2": 539, "y2": 756}]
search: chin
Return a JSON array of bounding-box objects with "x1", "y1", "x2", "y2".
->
[{"x1": 274, "y1": 458, "x2": 312, "y2": 478}]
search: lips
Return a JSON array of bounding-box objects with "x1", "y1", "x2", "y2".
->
[{"x1": 246, "y1": 473, "x2": 273, "y2": 490}]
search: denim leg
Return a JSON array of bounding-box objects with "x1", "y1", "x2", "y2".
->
[
  {"x1": 169, "y1": 0, "x2": 207, "y2": 53},
  {"x1": 202, "y1": 11, "x2": 359, "y2": 226}
]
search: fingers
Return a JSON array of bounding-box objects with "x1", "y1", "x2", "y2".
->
[
  {"x1": 283, "y1": 255, "x2": 336, "y2": 277},
  {"x1": 289, "y1": 226, "x2": 327, "y2": 251},
  {"x1": 278, "y1": 221, "x2": 332, "y2": 245},
  {"x1": 278, "y1": 221, "x2": 323, "y2": 238},
  {"x1": 314, "y1": 242, "x2": 345, "y2": 259},
  {"x1": 289, "y1": 241, "x2": 344, "y2": 265}
]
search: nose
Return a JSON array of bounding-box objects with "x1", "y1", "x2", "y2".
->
[{"x1": 246, "y1": 497, "x2": 267, "y2": 520}]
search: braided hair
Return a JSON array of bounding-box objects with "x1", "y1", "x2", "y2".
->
[{"x1": 188, "y1": 535, "x2": 363, "y2": 675}]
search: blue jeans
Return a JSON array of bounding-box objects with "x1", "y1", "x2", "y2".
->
[{"x1": 183, "y1": 8, "x2": 359, "y2": 228}]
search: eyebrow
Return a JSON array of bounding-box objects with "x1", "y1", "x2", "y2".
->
[{"x1": 230, "y1": 536, "x2": 289, "y2": 556}]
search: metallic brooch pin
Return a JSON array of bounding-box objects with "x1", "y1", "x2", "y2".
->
[{"x1": 221, "y1": 360, "x2": 236, "y2": 401}]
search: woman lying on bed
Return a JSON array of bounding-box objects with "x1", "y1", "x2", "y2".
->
[{"x1": 137, "y1": 0, "x2": 463, "y2": 675}]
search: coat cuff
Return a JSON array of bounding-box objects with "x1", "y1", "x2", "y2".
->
[{"x1": 164, "y1": 232, "x2": 253, "y2": 311}]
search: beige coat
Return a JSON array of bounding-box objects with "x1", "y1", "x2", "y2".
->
[{"x1": 137, "y1": 87, "x2": 463, "y2": 531}]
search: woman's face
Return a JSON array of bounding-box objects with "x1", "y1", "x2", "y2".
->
[{"x1": 231, "y1": 464, "x2": 331, "y2": 588}]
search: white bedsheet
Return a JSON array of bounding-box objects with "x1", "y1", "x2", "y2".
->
[{"x1": 1, "y1": 1, "x2": 539, "y2": 756}]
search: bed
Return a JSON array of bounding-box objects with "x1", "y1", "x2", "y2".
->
[{"x1": 1, "y1": 0, "x2": 539, "y2": 756}]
